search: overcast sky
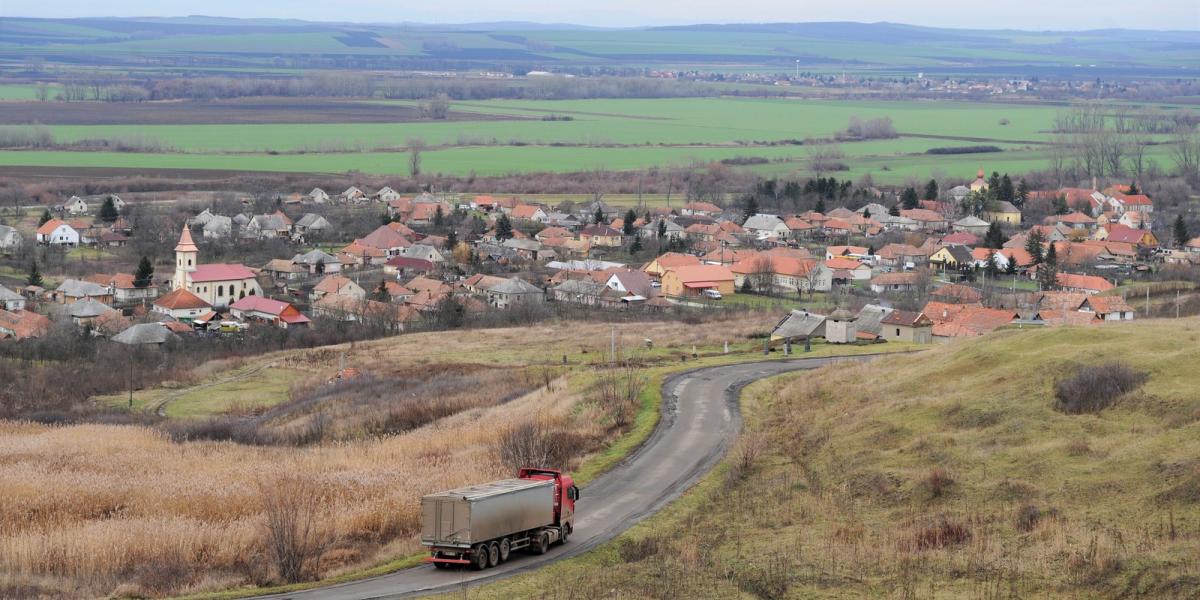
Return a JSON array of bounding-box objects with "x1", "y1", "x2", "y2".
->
[{"x1": 3, "y1": 0, "x2": 1199, "y2": 31}]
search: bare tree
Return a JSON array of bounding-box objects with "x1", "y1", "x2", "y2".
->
[
  {"x1": 406, "y1": 137, "x2": 426, "y2": 178},
  {"x1": 1172, "y1": 130, "x2": 1200, "y2": 185},
  {"x1": 259, "y1": 476, "x2": 332, "y2": 584},
  {"x1": 809, "y1": 145, "x2": 847, "y2": 175}
]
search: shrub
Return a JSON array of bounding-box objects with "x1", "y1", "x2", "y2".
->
[
  {"x1": 617, "y1": 536, "x2": 661, "y2": 562},
  {"x1": 923, "y1": 467, "x2": 954, "y2": 499},
  {"x1": 914, "y1": 517, "x2": 971, "y2": 550},
  {"x1": 260, "y1": 477, "x2": 333, "y2": 584},
  {"x1": 1054, "y1": 362, "x2": 1148, "y2": 414},
  {"x1": 493, "y1": 419, "x2": 579, "y2": 472}
]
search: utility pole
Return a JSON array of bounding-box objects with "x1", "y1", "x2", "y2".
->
[
  {"x1": 1145, "y1": 285, "x2": 1150, "y2": 316},
  {"x1": 610, "y1": 325, "x2": 616, "y2": 365}
]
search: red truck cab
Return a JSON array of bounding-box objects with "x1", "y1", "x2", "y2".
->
[{"x1": 518, "y1": 467, "x2": 578, "y2": 534}]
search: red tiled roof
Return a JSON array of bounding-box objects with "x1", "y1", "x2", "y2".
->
[
  {"x1": 669, "y1": 264, "x2": 734, "y2": 283},
  {"x1": 824, "y1": 257, "x2": 866, "y2": 270},
  {"x1": 190, "y1": 264, "x2": 256, "y2": 283},
  {"x1": 1056, "y1": 272, "x2": 1115, "y2": 293},
  {"x1": 36, "y1": 219, "x2": 69, "y2": 236},
  {"x1": 154, "y1": 288, "x2": 211, "y2": 310}
]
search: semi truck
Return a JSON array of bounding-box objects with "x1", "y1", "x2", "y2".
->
[{"x1": 421, "y1": 468, "x2": 579, "y2": 570}]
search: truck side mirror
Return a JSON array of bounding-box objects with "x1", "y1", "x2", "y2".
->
[{"x1": 568, "y1": 485, "x2": 580, "y2": 501}]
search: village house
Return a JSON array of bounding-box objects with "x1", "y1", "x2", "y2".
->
[
  {"x1": 770, "y1": 309, "x2": 826, "y2": 342},
  {"x1": 731, "y1": 255, "x2": 817, "y2": 294},
  {"x1": 67, "y1": 298, "x2": 117, "y2": 328},
  {"x1": 85, "y1": 273, "x2": 159, "y2": 303},
  {"x1": 580, "y1": 225, "x2": 625, "y2": 248},
  {"x1": 339, "y1": 186, "x2": 366, "y2": 203},
  {"x1": 36, "y1": 219, "x2": 80, "y2": 246},
  {"x1": 929, "y1": 245, "x2": 974, "y2": 270},
  {"x1": 824, "y1": 308, "x2": 858, "y2": 344},
  {"x1": 510, "y1": 204, "x2": 549, "y2": 223},
  {"x1": 880, "y1": 310, "x2": 934, "y2": 343},
  {"x1": 229, "y1": 295, "x2": 310, "y2": 329},
  {"x1": 383, "y1": 256, "x2": 435, "y2": 278},
  {"x1": 65, "y1": 196, "x2": 89, "y2": 215},
  {"x1": 202, "y1": 215, "x2": 233, "y2": 239},
  {"x1": 152, "y1": 288, "x2": 213, "y2": 322},
  {"x1": 0, "y1": 285, "x2": 25, "y2": 311},
  {"x1": 0, "y1": 225, "x2": 22, "y2": 253},
  {"x1": 478, "y1": 277, "x2": 545, "y2": 309},
  {"x1": 660, "y1": 264, "x2": 735, "y2": 299},
  {"x1": 372, "y1": 186, "x2": 402, "y2": 203},
  {"x1": 605, "y1": 270, "x2": 655, "y2": 300},
  {"x1": 308, "y1": 188, "x2": 330, "y2": 204},
  {"x1": 680, "y1": 201, "x2": 723, "y2": 217},
  {"x1": 312, "y1": 275, "x2": 366, "y2": 301},
  {"x1": 869, "y1": 271, "x2": 919, "y2": 294},
  {"x1": 53, "y1": 279, "x2": 113, "y2": 305},
  {"x1": 952, "y1": 216, "x2": 991, "y2": 236},
  {"x1": 293, "y1": 213, "x2": 332, "y2": 238},
  {"x1": 0, "y1": 308, "x2": 49, "y2": 340},
  {"x1": 244, "y1": 212, "x2": 293, "y2": 240},
  {"x1": 262, "y1": 259, "x2": 305, "y2": 280},
  {"x1": 290, "y1": 249, "x2": 341, "y2": 275},
  {"x1": 172, "y1": 225, "x2": 262, "y2": 308},
  {"x1": 1055, "y1": 272, "x2": 1115, "y2": 295},
  {"x1": 900, "y1": 209, "x2": 949, "y2": 231},
  {"x1": 742, "y1": 214, "x2": 790, "y2": 241},
  {"x1": 312, "y1": 294, "x2": 414, "y2": 332},
  {"x1": 1079, "y1": 295, "x2": 1135, "y2": 321},
  {"x1": 643, "y1": 252, "x2": 701, "y2": 280}
]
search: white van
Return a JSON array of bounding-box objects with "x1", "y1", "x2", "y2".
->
[{"x1": 702, "y1": 289, "x2": 723, "y2": 300}]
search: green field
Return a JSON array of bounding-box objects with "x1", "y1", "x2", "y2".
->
[{"x1": 2, "y1": 96, "x2": 1173, "y2": 183}]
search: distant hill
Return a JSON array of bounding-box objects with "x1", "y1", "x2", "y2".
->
[{"x1": 0, "y1": 16, "x2": 1195, "y2": 74}]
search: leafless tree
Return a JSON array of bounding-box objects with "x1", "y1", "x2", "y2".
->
[
  {"x1": 406, "y1": 137, "x2": 425, "y2": 178},
  {"x1": 259, "y1": 476, "x2": 333, "y2": 584},
  {"x1": 809, "y1": 145, "x2": 847, "y2": 175}
]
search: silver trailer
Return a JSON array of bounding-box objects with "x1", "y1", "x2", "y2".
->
[{"x1": 421, "y1": 478, "x2": 555, "y2": 550}]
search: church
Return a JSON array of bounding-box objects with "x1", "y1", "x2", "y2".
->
[{"x1": 172, "y1": 224, "x2": 262, "y2": 308}]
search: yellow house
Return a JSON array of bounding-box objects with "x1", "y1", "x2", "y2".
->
[
  {"x1": 984, "y1": 200, "x2": 1022, "y2": 225},
  {"x1": 642, "y1": 252, "x2": 701, "y2": 280},
  {"x1": 661, "y1": 264, "x2": 735, "y2": 298},
  {"x1": 580, "y1": 225, "x2": 624, "y2": 248},
  {"x1": 929, "y1": 245, "x2": 974, "y2": 270}
]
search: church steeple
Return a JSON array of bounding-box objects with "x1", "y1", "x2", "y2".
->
[{"x1": 173, "y1": 224, "x2": 198, "y2": 290}]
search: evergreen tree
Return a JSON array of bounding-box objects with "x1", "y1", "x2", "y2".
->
[
  {"x1": 901, "y1": 187, "x2": 919, "y2": 210},
  {"x1": 657, "y1": 219, "x2": 667, "y2": 240},
  {"x1": 1053, "y1": 196, "x2": 1069, "y2": 215},
  {"x1": 1038, "y1": 243, "x2": 1059, "y2": 291},
  {"x1": 888, "y1": 203, "x2": 900, "y2": 217},
  {"x1": 630, "y1": 233, "x2": 643, "y2": 254},
  {"x1": 433, "y1": 206, "x2": 444, "y2": 227},
  {"x1": 814, "y1": 197, "x2": 826, "y2": 214},
  {"x1": 1015, "y1": 178, "x2": 1029, "y2": 207},
  {"x1": 862, "y1": 208, "x2": 871, "y2": 219},
  {"x1": 446, "y1": 228, "x2": 458, "y2": 249},
  {"x1": 26, "y1": 260, "x2": 42, "y2": 287},
  {"x1": 988, "y1": 171, "x2": 1002, "y2": 194},
  {"x1": 984, "y1": 249, "x2": 1000, "y2": 279},
  {"x1": 741, "y1": 195, "x2": 759, "y2": 222},
  {"x1": 593, "y1": 205, "x2": 605, "y2": 225},
  {"x1": 374, "y1": 279, "x2": 390, "y2": 302},
  {"x1": 1025, "y1": 228, "x2": 1046, "y2": 265},
  {"x1": 622, "y1": 209, "x2": 637, "y2": 236},
  {"x1": 1128, "y1": 181, "x2": 1140, "y2": 195},
  {"x1": 984, "y1": 222, "x2": 1008, "y2": 249},
  {"x1": 923, "y1": 179, "x2": 939, "y2": 201},
  {"x1": 1006, "y1": 256, "x2": 1017, "y2": 276},
  {"x1": 37, "y1": 209, "x2": 51, "y2": 227},
  {"x1": 999, "y1": 174, "x2": 1015, "y2": 204},
  {"x1": 133, "y1": 256, "x2": 154, "y2": 288},
  {"x1": 98, "y1": 197, "x2": 119, "y2": 223},
  {"x1": 1174, "y1": 215, "x2": 1190, "y2": 247},
  {"x1": 495, "y1": 213, "x2": 513, "y2": 241}
]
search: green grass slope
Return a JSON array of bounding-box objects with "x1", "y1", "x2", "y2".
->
[{"x1": 473, "y1": 319, "x2": 1200, "y2": 599}]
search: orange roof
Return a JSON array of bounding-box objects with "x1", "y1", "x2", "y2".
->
[
  {"x1": 314, "y1": 275, "x2": 359, "y2": 296},
  {"x1": 0, "y1": 309, "x2": 49, "y2": 339},
  {"x1": 174, "y1": 224, "x2": 198, "y2": 252},
  {"x1": 870, "y1": 272, "x2": 918, "y2": 285},
  {"x1": 154, "y1": 288, "x2": 212, "y2": 311},
  {"x1": 824, "y1": 218, "x2": 854, "y2": 231},
  {"x1": 1056, "y1": 272, "x2": 1114, "y2": 293},
  {"x1": 1059, "y1": 211, "x2": 1095, "y2": 224},
  {"x1": 650, "y1": 252, "x2": 701, "y2": 269},
  {"x1": 827, "y1": 245, "x2": 868, "y2": 256},
  {"x1": 511, "y1": 204, "x2": 544, "y2": 219},
  {"x1": 824, "y1": 257, "x2": 866, "y2": 270},
  {"x1": 1084, "y1": 295, "x2": 1133, "y2": 314},
  {"x1": 683, "y1": 201, "x2": 723, "y2": 213},
  {"x1": 36, "y1": 218, "x2": 68, "y2": 236},
  {"x1": 730, "y1": 255, "x2": 815, "y2": 277}
]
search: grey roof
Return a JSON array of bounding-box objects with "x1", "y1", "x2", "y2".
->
[
  {"x1": 402, "y1": 244, "x2": 444, "y2": 262},
  {"x1": 554, "y1": 279, "x2": 606, "y2": 295},
  {"x1": 57, "y1": 279, "x2": 109, "y2": 298},
  {"x1": 251, "y1": 214, "x2": 290, "y2": 230},
  {"x1": 950, "y1": 185, "x2": 971, "y2": 197},
  {"x1": 189, "y1": 209, "x2": 215, "y2": 226},
  {"x1": 856, "y1": 203, "x2": 891, "y2": 217},
  {"x1": 489, "y1": 278, "x2": 543, "y2": 295},
  {"x1": 874, "y1": 214, "x2": 918, "y2": 226},
  {"x1": 608, "y1": 270, "x2": 653, "y2": 297},
  {"x1": 203, "y1": 215, "x2": 232, "y2": 234},
  {"x1": 232, "y1": 214, "x2": 251, "y2": 226},
  {"x1": 112, "y1": 323, "x2": 177, "y2": 345},
  {"x1": 291, "y1": 249, "x2": 338, "y2": 265},
  {"x1": 68, "y1": 298, "x2": 112, "y2": 318},
  {"x1": 295, "y1": 213, "x2": 330, "y2": 229},
  {"x1": 501, "y1": 238, "x2": 542, "y2": 251},
  {"x1": 0, "y1": 284, "x2": 21, "y2": 302},
  {"x1": 742, "y1": 214, "x2": 785, "y2": 231},
  {"x1": 990, "y1": 201, "x2": 1021, "y2": 213},
  {"x1": 854, "y1": 304, "x2": 894, "y2": 336},
  {"x1": 772, "y1": 310, "x2": 827, "y2": 339},
  {"x1": 942, "y1": 245, "x2": 975, "y2": 264}
]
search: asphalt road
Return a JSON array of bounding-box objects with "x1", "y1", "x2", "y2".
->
[{"x1": 256, "y1": 356, "x2": 853, "y2": 600}]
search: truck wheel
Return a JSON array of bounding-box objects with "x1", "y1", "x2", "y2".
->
[
  {"x1": 533, "y1": 532, "x2": 550, "y2": 555},
  {"x1": 499, "y1": 538, "x2": 511, "y2": 563},
  {"x1": 487, "y1": 542, "x2": 500, "y2": 568},
  {"x1": 432, "y1": 553, "x2": 449, "y2": 569},
  {"x1": 471, "y1": 545, "x2": 489, "y2": 570},
  {"x1": 560, "y1": 527, "x2": 570, "y2": 545}
]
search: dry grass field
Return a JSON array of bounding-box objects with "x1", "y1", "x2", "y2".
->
[
  {"x1": 0, "y1": 314, "x2": 780, "y2": 599},
  {"x1": 478, "y1": 318, "x2": 1200, "y2": 599}
]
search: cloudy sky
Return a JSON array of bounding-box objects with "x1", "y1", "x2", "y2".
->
[{"x1": 3, "y1": 0, "x2": 1198, "y2": 30}]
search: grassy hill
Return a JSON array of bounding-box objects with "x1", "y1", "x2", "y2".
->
[{"x1": 478, "y1": 319, "x2": 1200, "y2": 599}]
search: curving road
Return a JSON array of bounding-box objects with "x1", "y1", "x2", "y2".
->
[{"x1": 256, "y1": 356, "x2": 859, "y2": 600}]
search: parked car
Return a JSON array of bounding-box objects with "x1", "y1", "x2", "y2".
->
[{"x1": 702, "y1": 289, "x2": 723, "y2": 300}]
